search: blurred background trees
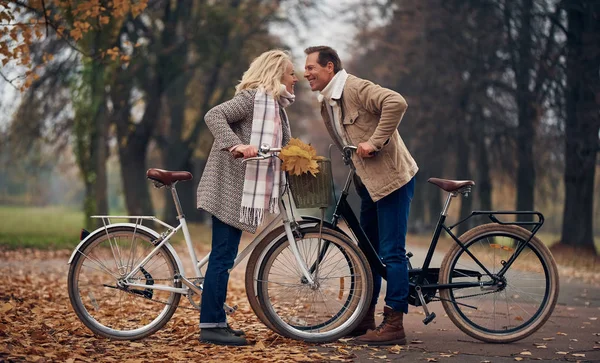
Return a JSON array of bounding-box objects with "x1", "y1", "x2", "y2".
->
[{"x1": 0, "y1": 0, "x2": 598, "y2": 253}]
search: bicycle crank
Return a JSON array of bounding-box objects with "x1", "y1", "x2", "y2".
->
[
  {"x1": 177, "y1": 274, "x2": 238, "y2": 314},
  {"x1": 415, "y1": 286, "x2": 436, "y2": 325},
  {"x1": 186, "y1": 278, "x2": 204, "y2": 310}
]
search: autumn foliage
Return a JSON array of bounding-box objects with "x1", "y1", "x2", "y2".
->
[
  {"x1": 0, "y1": 0, "x2": 147, "y2": 89},
  {"x1": 280, "y1": 138, "x2": 325, "y2": 176}
]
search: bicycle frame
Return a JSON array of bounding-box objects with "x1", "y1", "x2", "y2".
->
[
  {"x1": 325, "y1": 150, "x2": 545, "y2": 294},
  {"x1": 74, "y1": 182, "x2": 317, "y2": 302}
]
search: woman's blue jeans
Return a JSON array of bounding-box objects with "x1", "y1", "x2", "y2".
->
[
  {"x1": 356, "y1": 176, "x2": 415, "y2": 313},
  {"x1": 199, "y1": 216, "x2": 242, "y2": 328}
]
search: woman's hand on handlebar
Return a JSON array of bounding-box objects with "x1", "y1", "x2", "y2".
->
[{"x1": 232, "y1": 145, "x2": 258, "y2": 159}]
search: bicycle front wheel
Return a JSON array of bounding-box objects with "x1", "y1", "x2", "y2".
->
[
  {"x1": 256, "y1": 227, "x2": 373, "y2": 343},
  {"x1": 439, "y1": 224, "x2": 559, "y2": 343},
  {"x1": 68, "y1": 226, "x2": 181, "y2": 340}
]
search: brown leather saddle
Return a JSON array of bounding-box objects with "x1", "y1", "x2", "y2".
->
[
  {"x1": 428, "y1": 178, "x2": 475, "y2": 192},
  {"x1": 147, "y1": 168, "x2": 193, "y2": 187}
]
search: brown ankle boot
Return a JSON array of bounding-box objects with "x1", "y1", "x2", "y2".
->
[
  {"x1": 346, "y1": 305, "x2": 376, "y2": 337},
  {"x1": 353, "y1": 306, "x2": 406, "y2": 346}
]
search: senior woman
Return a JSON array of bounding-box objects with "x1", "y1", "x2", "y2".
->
[{"x1": 196, "y1": 50, "x2": 298, "y2": 346}]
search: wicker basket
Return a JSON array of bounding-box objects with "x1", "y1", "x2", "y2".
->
[{"x1": 288, "y1": 159, "x2": 333, "y2": 209}]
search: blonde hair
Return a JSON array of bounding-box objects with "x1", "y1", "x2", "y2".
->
[{"x1": 236, "y1": 50, "x2": 292, "y2": 97}]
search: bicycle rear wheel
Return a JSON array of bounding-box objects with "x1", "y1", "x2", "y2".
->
[
  {"x1": 439, "y1": 224, "x2": 559, "y2": 343},
  {"x1": 255, "y1": 227, "x2": 373, "y2": 343},
  {"x1": 68, "y1": 226, "x2": 181, "y2": 340}
]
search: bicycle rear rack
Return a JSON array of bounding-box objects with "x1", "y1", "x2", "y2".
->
[{"x1": 91, "y1": 215, "x2": 176, "y2": 229}]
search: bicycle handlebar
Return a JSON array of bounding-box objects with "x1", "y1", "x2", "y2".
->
[
  {"x1": 342, "y1": 145, "x2": 378, "y2": 158},
  {"x1": 240, "y1": 143, "x2": 281, "y2": 164}
]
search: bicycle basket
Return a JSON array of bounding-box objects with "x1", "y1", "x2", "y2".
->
[{"x1": 287, "y1": 159, "x2": 333, "y2": 209}]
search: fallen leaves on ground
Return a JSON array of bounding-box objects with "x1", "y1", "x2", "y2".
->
[{"x1": 0, "y1": 248, "x2": 406, "y2": 362}]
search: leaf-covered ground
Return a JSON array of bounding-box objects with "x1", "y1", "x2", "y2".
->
[
  {"x1": 0, "y1": 247, "x2": 393, "y2": 362},
  {"x1": 1, "y1": 245, "x2": 599, "y2": 362}
]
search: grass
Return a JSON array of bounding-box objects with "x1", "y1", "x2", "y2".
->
[
  {"x1": 0, "y1": 206, "x2": 86, "y2": 249},
  {"x1": 1, "y1": 205, "x2": 598, "y2": 256},
  {"x1": 0, "y1": 205, "x2": 214, "y2": 250},
  {"x1": 535, "y1": 232, "x2": 600, "y2": 253}
]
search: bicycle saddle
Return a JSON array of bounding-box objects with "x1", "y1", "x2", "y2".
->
[
  {"x1": 147, "y1": 168, "x2": 193, "y2": 186},
  {"x1": 427, "y1": 178, "x2": 475, "y2": 192}
]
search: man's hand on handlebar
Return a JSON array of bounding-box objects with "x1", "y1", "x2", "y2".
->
[{"x1": 356, "y1": 142, "x2": 377, "y2": 158}]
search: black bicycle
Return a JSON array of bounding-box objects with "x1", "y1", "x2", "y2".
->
[{"x1": 248, "y1": 145, "x2": 559, "y2": 344}]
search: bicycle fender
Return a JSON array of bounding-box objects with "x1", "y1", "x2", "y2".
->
[
  {"x1": 67, "y1": 223, "x2": 185, "y2": 275},
  {"x1": 298, "y1": 215, "x2": 350, "y2": 238},
  {"x1": 249, "y1": 218, "x2": 355, "y2": 293}
]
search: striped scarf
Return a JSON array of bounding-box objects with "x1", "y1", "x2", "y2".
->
[{"x1": 240, "y1": 87, "x2": 293, "y2": 226}]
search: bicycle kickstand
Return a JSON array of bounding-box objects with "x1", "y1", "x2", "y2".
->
[{"x1": 415, "y1": 286, "x2": 436, "y2": 325}]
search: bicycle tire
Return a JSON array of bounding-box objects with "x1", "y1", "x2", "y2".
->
[
  {"x1": 439, "y1": 224, "x2": 559, "y2": 343},
  {"x1": 68, "y1": 226, "x2": 182, "y2": 340},
  {"x1": 254, "y1": 226, "x2": 373, "y2": 343},
  {"x1": 245, "y1": 221, "x2": 350, "y2": 335},
  {"x1": 245, "y1": 225, "x2": 290, "y2": 335}
]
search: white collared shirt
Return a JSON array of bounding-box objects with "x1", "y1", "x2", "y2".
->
[{"x1": 318, "y1": 69, "x2": 349, "y2": 146}]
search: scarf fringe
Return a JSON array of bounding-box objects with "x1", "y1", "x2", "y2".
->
[
  {"x1": 240, "y1": 196, "x2": 280, "y2": 226},
  {"x1": 269, "y1": 196, "x2": 279, "y2": 214},
  {"x1": 240, "y1": 205, "x2": 265, "y2": 227}
]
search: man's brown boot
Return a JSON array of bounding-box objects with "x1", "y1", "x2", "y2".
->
[
  {"x1": 346, "y1": 305, "x2": 376, "y2": 337},
  {"x1": 353, "y1": 306, "x2": 406, "y2": 346}
]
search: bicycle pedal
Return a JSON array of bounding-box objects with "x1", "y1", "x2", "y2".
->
[
  {"x1": 223, "y1": 304, "x2": 238, "y2": 315},
  {"x1": 422, "y1": 312, "x2": 436, "y2": 325}
]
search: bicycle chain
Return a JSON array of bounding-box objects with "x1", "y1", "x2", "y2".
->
[{"x1": 432, "y1": 289, "x2": 499, "y2": 303}]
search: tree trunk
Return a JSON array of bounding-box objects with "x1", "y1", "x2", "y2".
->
[
  {"x1": 514, "y1": 0, "x2": 536, "y2": 222},
  {"x1": 456, "y1": 125, "x2": 473, "y2": 236},
  {"x1": 112, "y1": 74, "x2": 157, "y2": 217},
  {"x1": 474, "y1": 109, "x2": 492, "y2": 211},
  {"x1": 118, "y1": 141, "x2": 153, "y2": 216},
  {"x1": 476, "y1": 144, "x2": 493, "y2": 211},
  {"x1": 515, "y1": 101, "x2": 536, "y2": 219},
  {"x1": 162, "y1": 74, "x2": 199, "y2": 223},
  {"x1": 83, "y1": 182, "x2": 95, "y2": 230},
  {"x1": 91, "y1": 59, "x2": 109, "y2": 225},
  {"x1": 560, "y1": 0, "x2": 600, "y2": 253},
  {"x1": 513, "y1": 0, "x2": 535, "y2": 220}
]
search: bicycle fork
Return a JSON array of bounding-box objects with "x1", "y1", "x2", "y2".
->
[{"x1": 280, "y1": 201, "x2": 317, "y2": 286}]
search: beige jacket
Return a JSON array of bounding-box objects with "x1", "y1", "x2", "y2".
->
[{"x1": 320, "y1": 74, "x2": 418, "y2": 202}]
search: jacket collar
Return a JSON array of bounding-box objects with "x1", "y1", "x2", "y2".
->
[{"x1": 318, "y1": 69, "x2": 348, "y2": 104}]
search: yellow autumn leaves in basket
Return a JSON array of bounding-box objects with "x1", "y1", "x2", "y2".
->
[{"x1": 280, "y1": 138, "x2": 325, "y2": 176}]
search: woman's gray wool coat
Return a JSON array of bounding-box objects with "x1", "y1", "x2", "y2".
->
[{"x1": 197, "y1": 89, "x2": 291, "y2": 233}]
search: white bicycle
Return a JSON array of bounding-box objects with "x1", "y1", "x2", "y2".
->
[{"x1": 67, "y1": 145, "x2": 373, "y2": 342}]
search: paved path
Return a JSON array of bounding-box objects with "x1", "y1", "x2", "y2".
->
[{"x1": 321, "y1": 245, "x2": 600, "y2": 362}]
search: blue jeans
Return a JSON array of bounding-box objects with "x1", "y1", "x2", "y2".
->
[
  {"x1": 199, "y1": 216, "x2": 242, "y2": 328},
  {"x1": 356, "y1": 176, "x2": 415, "y2": 313}
]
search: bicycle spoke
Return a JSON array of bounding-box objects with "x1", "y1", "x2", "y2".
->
[
  {"x1": 70, "y1": 229, "x2": 180, "y2": 339},
  {"x1": 259, "y1": 231, "x2": 367, "y2": 337},
  {"x1": 445, "y1": 231, "x2": 551, "y2": 336}
]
